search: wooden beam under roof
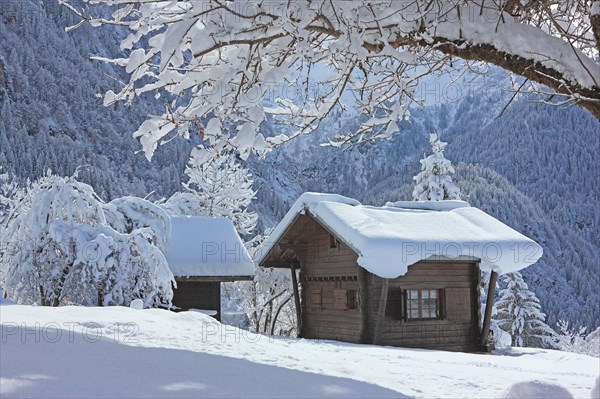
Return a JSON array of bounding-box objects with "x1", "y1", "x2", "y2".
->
[{"x1": 174, "y1": 275, "x2": 254, "y2": 282}]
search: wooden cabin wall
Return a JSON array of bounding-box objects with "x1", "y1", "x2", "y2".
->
[
  {"x1": 172, "y1": 281, "x2": 222, "y2": 321},
  {"x1": 274, "y1": 215, "x2": 483, "y2": 351},
  {"x1": 297, "y1": 217, "x2": 365, "y2": 343},
  {"x1": 368, "y1": 261, "x2": 482, "y2": 352}
]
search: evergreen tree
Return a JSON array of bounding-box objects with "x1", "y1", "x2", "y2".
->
[
  {"x1": 162, "y1": 147, "x2": 258, "y2": 236},
  {"x1": 495, "y1": 272, "x2": 556, "y2": 348},
  {"x1": 412, "y1": 133, "x2": 461, "y2": 201}
]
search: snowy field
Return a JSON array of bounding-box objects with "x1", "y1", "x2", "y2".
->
[{"x1": 1, "y1": 304, "x2": 598, "y2": 399}]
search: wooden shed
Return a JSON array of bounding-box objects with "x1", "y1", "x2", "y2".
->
[
  {"x1": 166, "y1": 216, "x2": 254, "y2": 320},
  {"x1": 257, "y1": 193, "x2": 542, "y2": 352}
]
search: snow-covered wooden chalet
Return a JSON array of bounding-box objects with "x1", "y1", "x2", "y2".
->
[
  {"x1": 166, "y1": 216, "x2": 254, "y2": 320},
  {"x1": 257, "y1": 193, "x2": 542, "y2": 352}
]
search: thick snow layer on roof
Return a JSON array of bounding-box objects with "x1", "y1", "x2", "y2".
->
[
  {"x1": 258, "y1": 194, "x2": 542, "y2": 278},
  {"x1": 166, "y1": 216, "x2": 254, "y2": 277}
]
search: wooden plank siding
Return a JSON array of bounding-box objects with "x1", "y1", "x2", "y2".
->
[
  {"x1": 368, "y1": 261, "x2": 482, "y2": 352},
  {"x1": 172, "y1": 280, "x2": 222, "y2": 321},
  {"x1": 296, "y1": 217, "x2": 365, "y2": 343}
]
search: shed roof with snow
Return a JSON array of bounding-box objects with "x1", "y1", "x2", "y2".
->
[
  {"x1": 166, "y1": 216, "x2": 254, "y2": 279},
  {"x1": 257, "y1": 193, "x2": 542, "y2": 278}
]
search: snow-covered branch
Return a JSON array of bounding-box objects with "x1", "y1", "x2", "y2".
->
[{"x1": 60, "y1": 0, "x2": 600, "y2": 160}]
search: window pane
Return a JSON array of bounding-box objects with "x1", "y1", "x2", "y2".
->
[
  {"x1": 424, "y1": 298, "x2": 436, "y2": 308},
  {"x1": 410, "y1": 290, "x2": 418, "y2": 299},
  {"x1": 410, "y1": 299, "x2": 419, "y2": 309},
  {"x1": 410, "y1": 309, "x2": 419, "y2": 319},
  {"x1": 430, "y1": 290, "x2": 437, "y2": 299},
  {"x1": 422, "y1": 291, "x2": 429, "y2": 299},
  {"x1": 423, "y1": 308, "x2": 431, "y2": 318}
]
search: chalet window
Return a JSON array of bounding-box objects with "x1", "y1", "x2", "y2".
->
[
  {"x1": 407, "y1": 289, "x2": 442, "y2": 320},
  {"x1": 333, "y1": 289, "x2": 357, "y2": 310},
  {"x1": 329, "y1": 234, "x2": 340, "y2": 249}
]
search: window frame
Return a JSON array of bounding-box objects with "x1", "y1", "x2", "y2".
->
[{"x1": 406, "y1": 289, "x2": 443, "y2": 321}]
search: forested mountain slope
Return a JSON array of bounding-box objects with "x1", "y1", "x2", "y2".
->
[{"x1": 0, "y1": 0, "x2": 192, "y2": 199}]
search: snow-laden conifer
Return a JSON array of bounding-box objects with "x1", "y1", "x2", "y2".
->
[
  {"x1": 412, "y1": 133, "x2": 461, "y2": 201},
  {"x1": 495, "y1": 272, "x2": 556, "y2": 348}
]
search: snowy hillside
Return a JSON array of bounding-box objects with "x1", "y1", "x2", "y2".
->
[
  {"x1": 1, "y1": 304, "x2": 599, "y2": 399},
  {"x1": 1, "y1": 0, "x2": 599, "y2": 331}
]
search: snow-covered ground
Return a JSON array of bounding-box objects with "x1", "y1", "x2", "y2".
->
[{"x1": 1, "y1": 304, "x2": 598, "y2": 398}]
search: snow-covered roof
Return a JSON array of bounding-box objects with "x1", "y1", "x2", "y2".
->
[
  {"x1": 166, "y1": 216, "x2": 254, "y2": 278},
  {"x1": 257, "y1": 193, "x2": 542, "y2": 278}
]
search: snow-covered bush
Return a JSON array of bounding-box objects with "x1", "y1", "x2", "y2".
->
[
  {"x1": 412, "y1": 133, "x2": 461, "y2": 201},
  {"x1": 0, "y1": 173, "x2": 174, "y2": 307},
  {"x1": 160, "y1": 148, "x2": 257, "y2": 236},
  {"x1": 582, "y1": 327, "x2": 600, "y2": 358},
  {"x1": 555, "y1": 321, "x2": 600, "y2": 358},
  {"x1": 105, "y1": 196, "x2": 171, "y2": 253},
  {"x1": 495, "y1": 272, "x2": 556, "y2": 348},
  {"x1": 157, "y1": 192, "x2": 202, "y2": 219},
  {"x1": 554, "y1": 320, "x2": 587, "y2": 353}
]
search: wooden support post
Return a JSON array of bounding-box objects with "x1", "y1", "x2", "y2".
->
[
  {"x1": 373, "y1": 278, "x2": 389, "y2": 345},
  {"x1": 290, "y1": 263, "x2": 302, "y2": 335},
  {"x1": 481, "y1": 271, "x2": 499, "y2": 347}
]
